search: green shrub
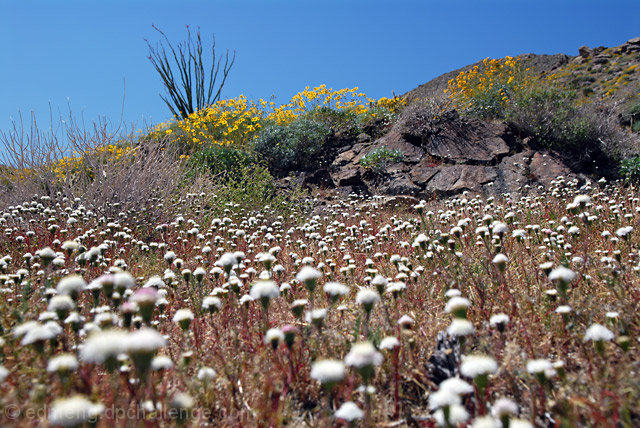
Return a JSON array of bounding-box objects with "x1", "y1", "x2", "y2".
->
[
  {"x1": 446, "y1": 57, "x2": 529, "y2": 120},
  {"x1": 357, "y1": 106, "x2": 398, "y2": 138},
  {"x1": 582, "y1": 87, "x2": 594, "y2": 97},
  {"x1": 620, "y1": 156, "x2": 640, "y2": 183},
  {"x1": 505, "y1": 86, "x2": 615, "y2": 161},
  {"x1": 396, "y1": 97, "x2": 452, "y2": 140},
  {"x1": 187, "y1": 145, "x2": 255, "y2": 179},
  {"x1": 627, "y1": 102, "x2": 640, "y2": 133},
  {"x1": 359, "y1": 146, "x2": 404, "y2": 173},
  {"x1": 629, "y1": 102, "x2": 640, "y2": 117},
  {"x1": 203, "y1": 162, "x2": 307, "y2": 218},
  {"x1": 252, "y1": 118, "x2": 330, "y2": 175},
  {"x1": 305, "y1": 107, "x2": 361, "y2": 138}
]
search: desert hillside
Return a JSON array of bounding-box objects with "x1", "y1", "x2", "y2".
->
[{"x1": 0, "y1": 38, "x2": 638, "y2": 428}]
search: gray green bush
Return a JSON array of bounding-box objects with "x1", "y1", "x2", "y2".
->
[
  {"x1": 359, "y1": 146, "x2": 405, "y2": 173},
  {"x1": 505, "y1": 87, "x2": 620, "y2": 167},
  {"x1": 252, "y1": 118, "x2": 330, "y2": 175}
]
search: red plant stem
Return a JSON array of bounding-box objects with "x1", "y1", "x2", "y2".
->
[{"x1": 393, "y1": 347, "x2": 400, "y2": 419}]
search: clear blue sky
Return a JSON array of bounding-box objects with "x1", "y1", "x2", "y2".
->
[{"x1": 2, "y1": 0, "x2": 639, "y2": 134}]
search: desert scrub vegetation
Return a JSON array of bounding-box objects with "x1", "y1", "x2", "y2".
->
[
  {"x1": 620, "y1": 155, "x2": 640, "y2": 182},
  {"x1": 359, "y1": 146, "x2": 405, "y2": 174},
  {"x1": 505, "y1": 87, "x2": 623, "y2": 166},
  {"x1": 0, "y1": 177, "x2": 636, "y2": 426},
  {"x1": 0, "y1": 112, "x2": 193, "y2": 224},
  {"x1": 203, "y1": 162, "x2": 310, "y2": 218},
  {"x1": 545, "y1": 48, "x2": 639, "y2": 101},
  {"x1": 185, "y1": 145, "x2": 255, "y2": 179},
  {"x1": 252, "y1": 117, "x2": 331, "y2": 175},
  {"x1": 1, "y1": 85, "x2": 403, "y2": 221},
  {"x1": 144, "y1": 85, "x2": 404, "y2": 177},
  {"x1": 146, "y1": 85, "x2": 404, "y2": 153},
  {"x1": 444, "y1": 57, "x2": 532, "y2": 119},
  {"x1": 445, "y1": 56, "x2": 627, "y2": 171},
  {"x1": 621, "y1": 100, "x2": 640, "y2": 133},
  {"x1": 146, "y1": 25, "x2": 236, "y2": 120}
]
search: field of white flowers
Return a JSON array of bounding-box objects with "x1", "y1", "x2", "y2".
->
[{"x1": 0, "y1": 176, "x2": 637, "y2": 427}]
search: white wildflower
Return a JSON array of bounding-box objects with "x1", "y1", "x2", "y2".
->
[
  {"x1": 264, "y1": 328, "x2": 285, "y2": 348},
  {"x1": 439, "y1": 377, "x2": 474, "y2": 395},
  {"x1": 355, "y1": 288, "x2": 380, "y2": 311},
  {"x1": 202, "y1": 296, "x2": 223, "y2": 312},
  {"x1": 460, "y1": 355, "x2": 498, "y2": 378},
  {"x1": 445, "y1": 296, "x2": 471, "y2": 316},
  {"x1": 491, "y1": 397, "x2": 519, "y2": 419},
  {"x1": 79, "y1": 330, "x2": 128, "y2": 364},
  {"x1": 323, "y1": 282, "x2": 350, "y2": 298},
  {"x1": 49, "y1": 395, "x2": 104, "y2": 427},
  {"x1": 584, "y1": 323, "x2": 614, "y2": 342},
  {"x1": 124, "y1": 328, "x2": 167, "y2": 354},
  {"x1": 447, "y1": 319, "x2": 475, "y2": 336},
  {"x1": 526, "y1": 359, "x2": 552, "y2": 375},
  {"x1": 555, "y1": 305, "x2": 572, "y2": 314},
  {"x1": 548, "y1": 266, "x2": 576, "y2": 284},
  {"x1": 197, "y1": 367, "x2": 217, "y2": 381},
  {"x1": 151, "y1": 355, "x2": 174, "y2": 371},
  {"x1": 47, "y1": 354, "x2": 79, "y2": 373},
  {"x1": 172, "y1": 309, "x2": 194, "y2": 324},
  {"x1": 48, "y1": 295, "x2": 76, "y2": 313},
  {"x1": 489, "y1": 313, "x2": 509, "y2": 329},
  {"x1": 344, "y1": 342, "x2": 383, "y2": 369},
  {"x1": 471, "y1": 416, "x2": 501, "y2": 428},
  {"x1": 310, "y1": 359, "x2": 346, "y2": 385},
  {"x1": 379, "y1": 336, "x2": 400, "y2": 350},
  {"x1": 56, "y1": 274, "x2": 87, "y2": 296},
  {"x1": 434, "y1": 403, "x2": 469, "y2": 426},
  {"x1": 429, "y1": 387, "x2": 461, "y2": 410},
  {"x1": 334, "y1": 401, "x2": 363, "y2": 422}
]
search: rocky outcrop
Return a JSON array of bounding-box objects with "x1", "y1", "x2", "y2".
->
[
  {"x1": 613, "y1": 37, "x2": 640, "y2": 54},
  {"x1": 424, "y1": 165, "x2": 498, "y2": 195},
  {"x1": 528, "y1": 152, "x2": 573, "y2": 186},
  {"x1": 295, "y1": 169, "x2": 335, "y2": 189},
  {"x1": 313, "y1": 104, "x2": 582, "y2": 199},
  {"x1": 579, "y1": 45, "x2": 593, "y2": 58},
  {"x1": 291, "y1": 38, "x2": 640, "y2": 198},
  {"x1": 366, "y1": 130, "x2": 425, "y2": 163},
  {"x1": 400, "y1": 112, "x2": 511, "y2": 163},
  {"x1": 333, "y1": 168, "x2": 364, "y2": 187}
]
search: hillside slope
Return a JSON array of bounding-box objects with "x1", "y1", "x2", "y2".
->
[
  {"x1": 403, "y1": 53, "x2": 571, "y2": 102},
  {"x1": 404, "y1": 38, "x2": 640, "y2": 114},
  {"x1": 293, "y1": 38, "x2": 640, "y2": 201}
]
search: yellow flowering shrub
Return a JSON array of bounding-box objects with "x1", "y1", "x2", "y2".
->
[
  {"x1": 5, "y1": 86, "x2": 405, "y2": 187},
  {"x1": 445, "y1": 56, "x2": 531, "y2": 118},
  {"x1": 0, "y1": 166, "x2": 35, "y2": 184},
  {"x1": 147, "y1": 85, "x2": 405, "y2": 152},
  {"x1": 51, "y1": 144, "x2": 135, "y2": 182}
]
